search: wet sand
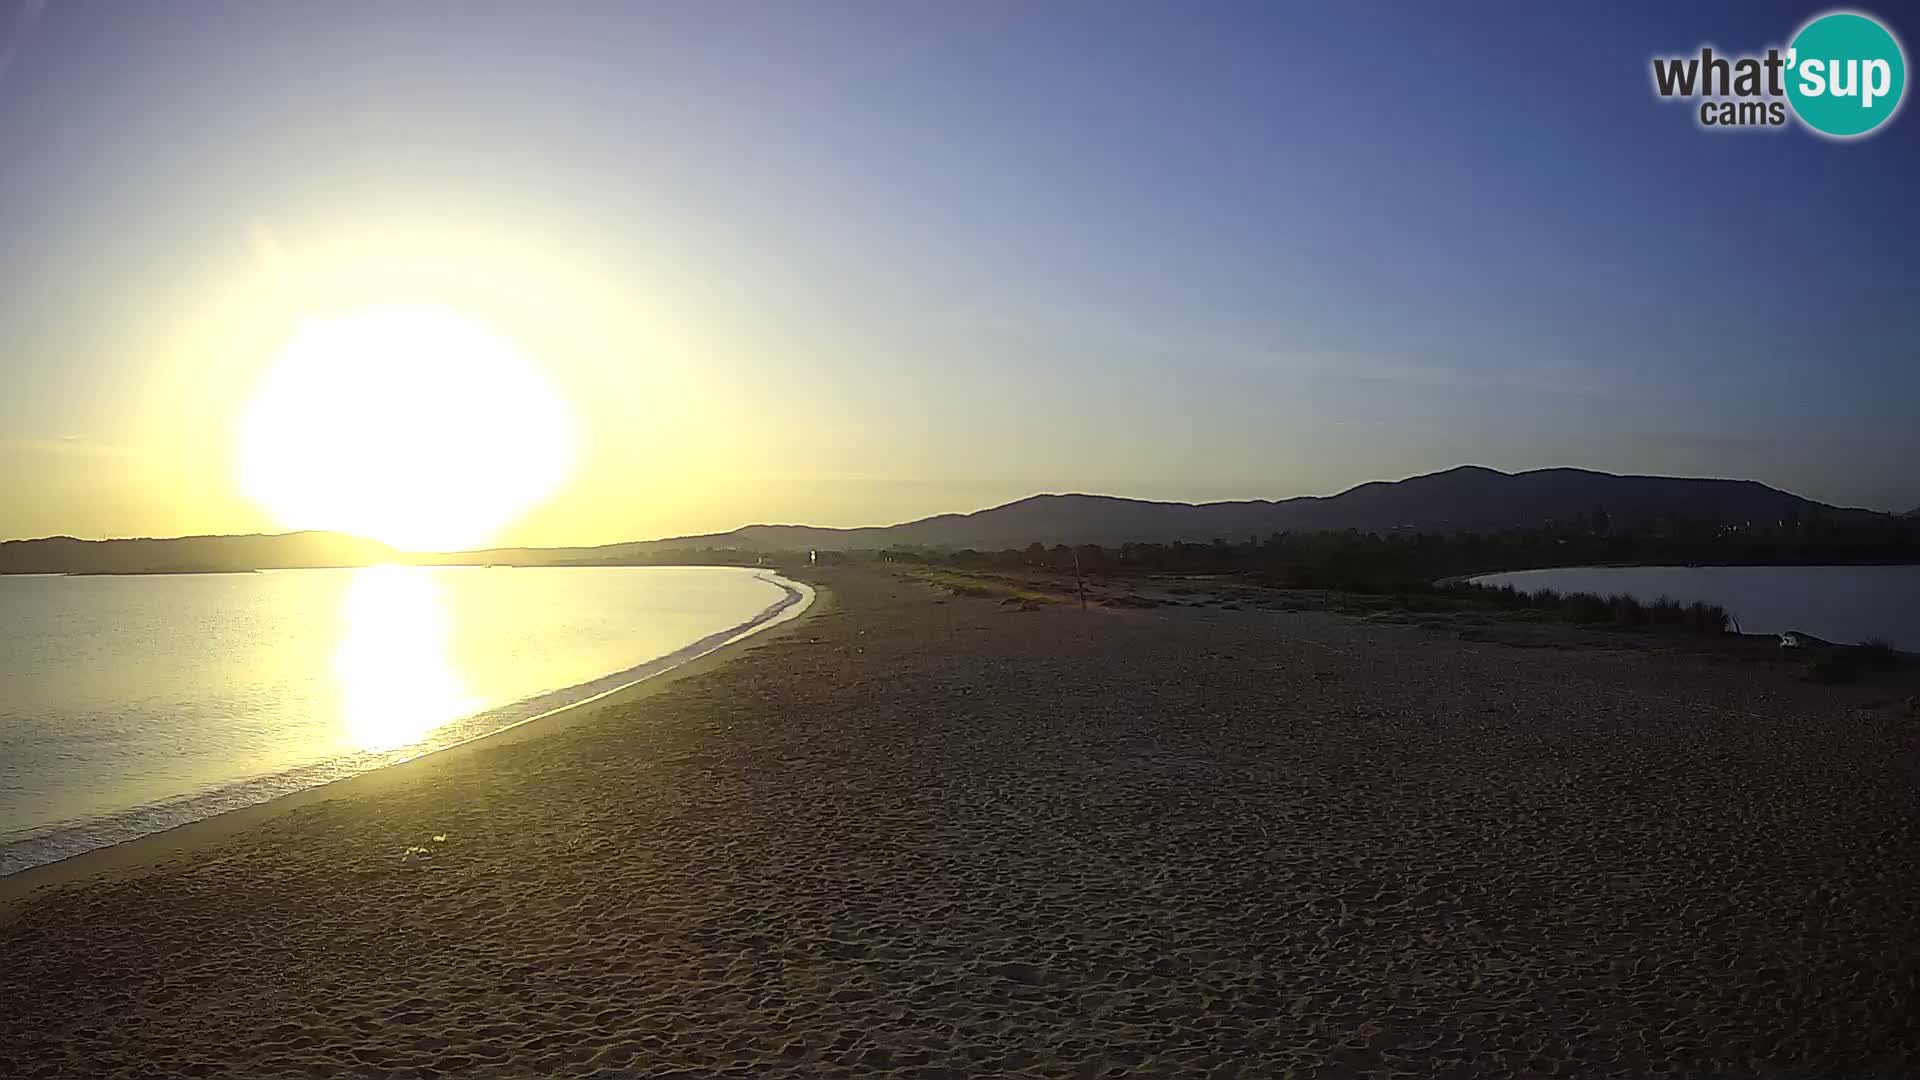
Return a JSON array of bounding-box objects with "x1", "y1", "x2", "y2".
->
[{"x1": 2, "y1": 567, "x2": 1916, "y2": 1077}]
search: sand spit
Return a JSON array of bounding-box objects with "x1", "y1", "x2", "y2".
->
[{"x1": 2, "y1": 568, "x2": 1916, "y2": 1077}]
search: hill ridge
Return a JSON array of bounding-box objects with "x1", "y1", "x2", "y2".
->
[{"x1": 0, "y1": 466, "x2": 1892, "y2": 571}]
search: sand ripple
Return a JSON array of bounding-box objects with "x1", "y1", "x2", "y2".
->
[{"x1": 3, "y1": 569, "x2": 1916, "y2": 1077}]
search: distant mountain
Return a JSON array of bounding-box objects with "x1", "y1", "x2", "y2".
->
[
  {"x1": 495, "y1": 465, "x2": 1881, "y2": 557},
  {"x1": 2, "y1": 467, "x2": 1885, "y2": 572},
  {"x1": 0, "y1": 531, "x2": 395, "y2": 575}
]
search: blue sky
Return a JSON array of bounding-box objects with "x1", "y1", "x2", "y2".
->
[{"x1": 1, "y1": 2, "x2": 1916, "y2": 543}]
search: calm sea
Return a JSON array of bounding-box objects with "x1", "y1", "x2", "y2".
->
[
  {"x1": 1468, "y1": 565, "x2": 1920, "y2": 650},
  {"x1": 0, "y1": 565, "x2": 809, "y2": 874}
]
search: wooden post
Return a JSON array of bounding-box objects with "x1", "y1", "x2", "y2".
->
[{"x1": 1074, "y1": 548, "x2": 1087, "y2": 611}]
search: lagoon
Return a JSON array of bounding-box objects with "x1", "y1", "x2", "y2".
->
[{"x1": 1468, "y1": 564, "x2": 1920, "y2": 650}]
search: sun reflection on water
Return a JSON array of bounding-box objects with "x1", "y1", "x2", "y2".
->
[{"x1": 334, "y1": 565, "x2": 480, "y2": 753}]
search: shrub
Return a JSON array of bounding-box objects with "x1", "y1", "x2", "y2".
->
[{"x1": 1441, "y1": 580, "x2": 1729, "y2": 637}]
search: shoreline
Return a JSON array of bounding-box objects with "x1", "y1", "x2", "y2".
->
[
  {"x1": 1441, "y1": 558, "x2": 1920, "y2": 585},
  {"x1": 0, "y1": 571, "x2": 825, "y2": 910},
  {"x1": 5, "y1": 566, "x2": 1915, "y2": 1076}
]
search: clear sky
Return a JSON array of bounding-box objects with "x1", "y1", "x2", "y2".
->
[{"x1": 2, "y1": 1, "x2": 1916, "y2": 547}]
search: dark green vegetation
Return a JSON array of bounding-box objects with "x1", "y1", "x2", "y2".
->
[
  {"x1": 1444, "y1": 581, "x2": 1732, "y2": 634},
  {"x1": 897, "y1": 550, "x2": 1735, "y2": 640},
  {"x1": 916, "y1": 511, "x2": 1920, "y2": 594},
  {"x1": 894, "y1": 559, "x2": 1913, "y2": 690},
  {"x1": 888, "y1": 521, "x2": 1918, "y2": 669}
]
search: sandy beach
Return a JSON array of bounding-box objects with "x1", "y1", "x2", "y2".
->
[{"x1": 2, "y1": 566, "x2": 1916, "y2": 1078}]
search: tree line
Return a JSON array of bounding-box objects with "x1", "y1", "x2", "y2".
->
[{"x1": 889, "y1": 511, "x2": 1920, "y2": 593}]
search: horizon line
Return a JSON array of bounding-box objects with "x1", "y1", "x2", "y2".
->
[{"x1": 2, "y1": 462, "x2": 1899, "y2": 550}]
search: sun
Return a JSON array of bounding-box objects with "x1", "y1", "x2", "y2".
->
[{"x1": 236, "y1": 306, "x2": 573, "y2": 551}]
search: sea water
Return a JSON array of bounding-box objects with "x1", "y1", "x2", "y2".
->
[{"x1": 0, "y1": 565, "x2": 807, "y2": 874}]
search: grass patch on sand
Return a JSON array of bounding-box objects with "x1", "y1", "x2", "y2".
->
[
  {"x1": 892, "y1": 563, "x2": 1918, "y2": 687},
  {"x1": 895, "y1": 566, "x2": 1065, "y2": 604},
  {"x1": 1802, "y1": 638, "x2": 1907, "y2": 684}
]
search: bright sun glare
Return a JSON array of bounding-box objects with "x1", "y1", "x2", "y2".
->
[
  {"x1": 334, "y1": 564, "x2": 479, "y2": 752},
  {"x1": 236, "y1": 306, "x2": 573, "y2": 551}
]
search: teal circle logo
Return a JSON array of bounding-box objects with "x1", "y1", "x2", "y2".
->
[{"x1": 1786, "y1": 11, "x2": 1906, "y2": 137}]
